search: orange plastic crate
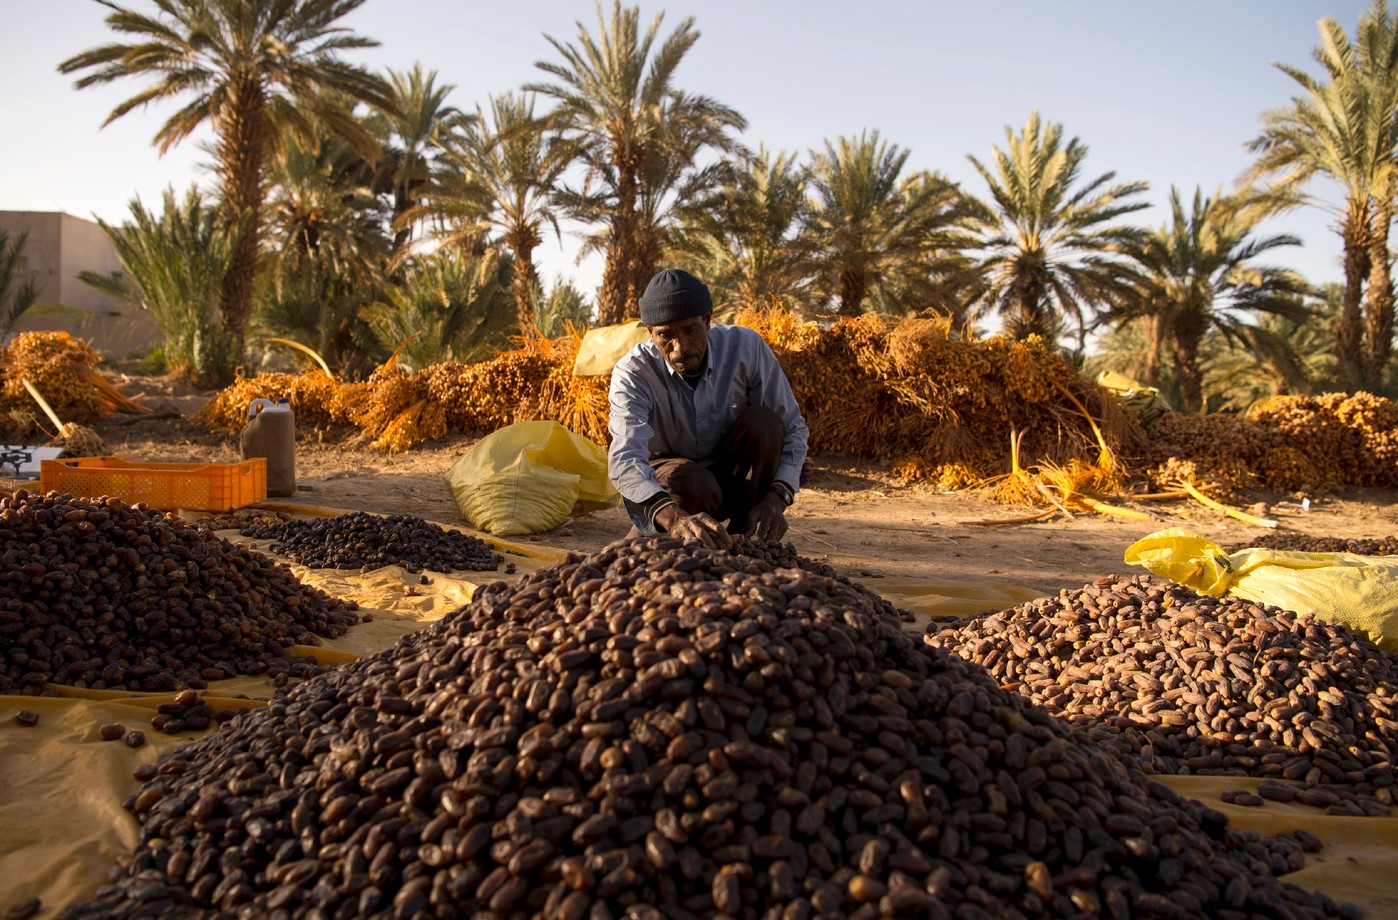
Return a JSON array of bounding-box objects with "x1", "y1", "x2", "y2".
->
[{"x1": 39, "y1": 456, "x2": 267, "y2": 512}]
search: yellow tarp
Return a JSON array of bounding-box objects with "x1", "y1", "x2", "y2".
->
[
  {"x1": 873, "y1": 580, "x2": 1046, "y2": 634},
  {"x1": 1125, "y1": 526, "x2": 1398, "y2": 651},
  {"x1": 3, "y1": 525, "x2": 1396, "y2": 918},
  {"x1": 1161, "y1": 776, "x2": 1398, "y2": 917}
]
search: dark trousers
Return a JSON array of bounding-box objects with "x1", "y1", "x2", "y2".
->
[{"x1": 650, "y1": 405, "x2": 786, "y2": 534}]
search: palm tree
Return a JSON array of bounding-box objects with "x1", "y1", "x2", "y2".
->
[
  {"x1": 1085, "y1": 316, "x2": 1165, "y2": 396},
  {"x1": 261, "y1": 122, "x2": 390, "y2": 372},
  {"x1": 800, "y1": 132, "x2": 977, "y2": 318},
  {"x1": 670, "y1": 147, "x2": 809, "y2": 313},
  {"x1": 414, "y1": 92, "x2": 567, "y2": 331},
  {"x1": 358, "y1": 249, "x2": 516, "y2": 368},
  {"x1": 892, "y1": 171, "x2": 990, "y2": 325},
  {"x1": 1113, "y1": 186, "x2": 1312, "y2": 413},
  {"x1": 371, "y1": 63, "x2": 467, "y2": 257},
  {"x1": 59, "y1": 0, "x2": 396, "y2": 381},
  {"x1": 528, "y1": 1, "x2": 746, "y2": 324},
  {"x1": 968, "y1": 111, "x2": 1150, "y2": 346},
  {"x1": 534, "y1": 276, "x2": 594, "y2": 336},
  {"x1": 1203, "y1": 292, "x2": 1337, "y2": 408},
  {"x1": 0, "y1": 230, "x2": 40, "y2": 339},
  {"x1": 78, "y1": 187, "x2": 237, "y2": 385},
  {"x1": 1248, "y1": 0, "x2": 1398, "y2": 392},
  {"x1": 624, "y1": 98, "x2": 742, "y2": 295}
]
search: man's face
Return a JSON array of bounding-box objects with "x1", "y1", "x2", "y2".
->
[{"x1": 648, "y1": 314, "x2": 711, "y2": 376}]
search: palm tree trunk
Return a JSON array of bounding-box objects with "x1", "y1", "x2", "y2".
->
[
  {"x1": 598, "y1": 151, "x2": 644, "y2": 325},
  {"x1": 1009, "y1": 275, "x2": 1051, "y2": 341},
  {"x1": 632, "y1": 222, "x2": 664, "y2": 309},
  {"x1": 1171, "y1": 332, "x2": 1205, "y2": 414},
  {"x1": 1141, "y1": 314, "x2": 1165, "y2": 389},
  {"x1": 1362, "y1": 195, "x2": 1395, "y2": 391},
  {"x1": 836, "y1": 267, "x2": 868, "y2": 316},
  {"x1": 392, "y1": 186, "x2": 413, "y2": 253},
  {"x1": 506, "y1": 224, "x2": 542, "y2": 331},
  {"x1": 1336, "y1": 203, "x2": 1371, "y2": 392},
  {"x1": 216, "y1": 82, "x2": 271, "y2": 383},
  {"x1": 1169, "y1": 305, "x2": 1210, "y2": 413},
  {"x1": 598, "y1": 223, "x2": 640, "y2": 326}
]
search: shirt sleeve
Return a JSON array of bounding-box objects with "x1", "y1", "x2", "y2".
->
[
  {"x1": 749, "y1": 332, "x2": 810, "y2": 493},
  {"x1": 607, "y1": 354, "x2": 671, "y2": 505}
]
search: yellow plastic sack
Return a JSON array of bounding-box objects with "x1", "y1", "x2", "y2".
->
[
  {"x1": 445, "y1": 420, "x2": 618, "y2": 536},
  {"x1": 573, "y1": 320, "x2": 650, "y2": 376},
  {"x1": 1097, "y1": 369, "x2": 1172, "y2": 424},
  {"x1": 1124, "y1": 527, "x2": 1398, "y2": 650}
]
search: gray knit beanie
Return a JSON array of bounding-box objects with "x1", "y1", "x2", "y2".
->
[{"x1": 638, "y1": 268, "x2": 713, "y2": 326}]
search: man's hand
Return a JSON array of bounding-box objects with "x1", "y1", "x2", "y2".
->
[
  {"x1": 744, "y1": 492, "x2": 789, "y2": 543},
  {"x1": 655, "y1": 504, "x2": 733, "y2": 549}
]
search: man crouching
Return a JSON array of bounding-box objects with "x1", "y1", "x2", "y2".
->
[{"x1": 607, "y1": 267, "x2": 810, "y2": 548}]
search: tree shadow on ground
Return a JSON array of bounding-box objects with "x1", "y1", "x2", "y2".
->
[{"x1": 801, "y1": 455, "x2": 894, "y2": 493}]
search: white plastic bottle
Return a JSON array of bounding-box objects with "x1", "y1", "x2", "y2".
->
[{"x1": 240, "y1": 397, "x2": 296, "y2": 497}]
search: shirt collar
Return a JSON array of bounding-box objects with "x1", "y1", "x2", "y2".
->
[{"x1": 668, "y1": 363, "x2": 711, "y2": 384}]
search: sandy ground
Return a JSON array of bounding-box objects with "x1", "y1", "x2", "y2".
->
[{"x1": 26, "y1": 375, "x2": 1395, "y2": 614}]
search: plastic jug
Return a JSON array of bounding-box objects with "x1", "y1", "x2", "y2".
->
[{"x1": 240, "y1": 397, "x2": 296, "y2": 497}]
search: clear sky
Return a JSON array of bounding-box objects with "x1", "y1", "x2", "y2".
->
[{"x1": 0, "y1": 0, "x2": 1372, "y2": 303}]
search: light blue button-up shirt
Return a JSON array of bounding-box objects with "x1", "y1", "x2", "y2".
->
[{"x1": 607, "y1": 323, "x2": 810, "y2": 505}]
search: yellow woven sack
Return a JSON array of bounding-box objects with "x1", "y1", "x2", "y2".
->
[
  {"x1": 1124, "y1": 527, "x2": 1398, "y2": 650},
  {"x1": 573, "y1": 321, "x2": 650, "y2": 377},
  {"x1": 444, "y1": 420, "x2": 618, "y2": 536}
]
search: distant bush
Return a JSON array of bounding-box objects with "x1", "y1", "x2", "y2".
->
[{"x1": 80, "y1": 187, "x2": 239, "y2": 387}]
